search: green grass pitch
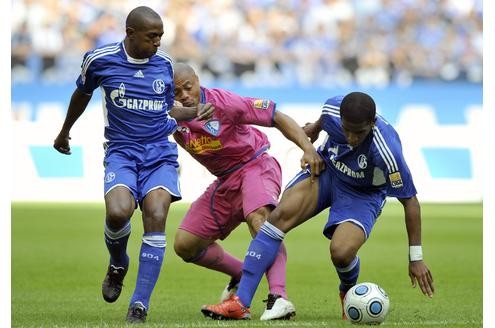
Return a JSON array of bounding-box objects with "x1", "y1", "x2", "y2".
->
[{"x1": 12, "y1": 202, "x2": 482, "y2": 327}]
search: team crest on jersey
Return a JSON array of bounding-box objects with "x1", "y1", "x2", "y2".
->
[
  {"x1": 105, "y1": 172, "x2": 116, "y2": 183},
  {"x1": 203, "y1": 120, "x2": 220, "y2": 136},
  {"x1": 357, "y1": 154, "x2": 368, "y2": 169},
  {"x1": 253, "y1": 99, "x2": 270, "y2": 110},
  {"x1": 152, "y1": 79, "x2": 165, "y2": 94},
  {"x1": 389, "y1": 172, "x2": 403, "y2": 188}
]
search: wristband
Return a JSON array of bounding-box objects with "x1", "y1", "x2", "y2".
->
[{"x1": 409, "y1": 245, "x2": 423, "y2": 262}]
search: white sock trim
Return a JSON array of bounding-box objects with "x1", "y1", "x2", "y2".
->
[
  {"x1": 336, "y1": 256, "x2": 359, "y2": 273},
  {"x1": 260, "y1": 221, "x2": 285, "y2": 240},
  {"x1": 142, "y1": 234, "x2": 166, "y2": 248},
  {"x1": 104, "y1": 220, "x2": 131, "y2": 239}
]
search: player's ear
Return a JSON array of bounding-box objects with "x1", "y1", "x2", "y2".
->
[{"x1": 126, "y1": 27, "x2": 136, "y2": 39}]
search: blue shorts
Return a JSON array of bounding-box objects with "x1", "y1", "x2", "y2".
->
[
  {"x1": 103, "y1": 140, "x2": 182, "y2": 207},
  {"x1": 286, "y1": 169, "x2": 386, "y2": 240}
]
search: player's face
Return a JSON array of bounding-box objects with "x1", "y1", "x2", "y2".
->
[
  {"x1": 127, "y1": 18, "x2": 163, "y2": 59},
  {"x1": 173, "y1": 72, "x2": 200, "y2": 107},
  {"x1": 341, "y1": 118, "x2": 374, "y2": 148}
]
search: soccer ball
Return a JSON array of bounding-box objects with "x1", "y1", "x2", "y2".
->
[{"x1": 343, "y1": 282, "x2": 390, "y2": 325}]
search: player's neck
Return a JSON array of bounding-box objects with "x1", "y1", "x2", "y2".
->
[{"x1": 123, "y1": 39, "x2": 146, "y2": 61}]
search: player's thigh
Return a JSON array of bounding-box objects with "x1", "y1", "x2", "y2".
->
[
  {"x1": 103, "y1": 152, "x2": 139, "y2": 215},
  {"x1": 269, "y1": 174, "x2": 320, "y2": 233},
  {"x1": 241, "y1": 154, "x2": 281, "y2": 218},
  {"x1": 325, "y1": 184, "x2": 385, "y2": 240},
  {"x1": 179, "y1": 180, "x2": 243, "y2": 240},
  {"x1": 139, "y1": 162, "x2": 181, "y2": 204}
]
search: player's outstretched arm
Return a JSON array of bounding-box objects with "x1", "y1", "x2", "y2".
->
[
  {"x1": 273, "y1": 111, "x2": 325, "y2": 181},
  {"x1": 398, "y1": 196, "x2": 435, "y2": 298},
  {"x1": 170, "y1": 102, "x2": 215, "y2": 122},
  {"x1": 53, "y1": 88, "x2": 92, "y2": 155}
]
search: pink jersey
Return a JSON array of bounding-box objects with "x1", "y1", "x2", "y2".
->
[{"x1": 174, "y1": 87, "x2": 276, "y2": 176}]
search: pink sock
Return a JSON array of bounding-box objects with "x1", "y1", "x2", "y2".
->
[
  {"x1": 192, "y1": 242, "x2": 242, "y2": 280},
  {"x1": 265, "y1": 242, "x2": 288, "y2": 299}
]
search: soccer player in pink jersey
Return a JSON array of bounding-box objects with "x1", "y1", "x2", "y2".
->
[{"x1": 172, "y1": 63, "x2": 324, "y2": 320}]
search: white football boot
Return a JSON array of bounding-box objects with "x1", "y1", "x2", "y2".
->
[
  {"x1": 260, "y1": 294, "x2": 296, "y2": 320},
  {"x1": 219, "y1": 277, "x2": 239, "y2": 302}
]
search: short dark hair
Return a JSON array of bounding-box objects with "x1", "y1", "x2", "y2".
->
[
  {"x1": 126, "y1": 6, "x2": 161, "y2": 30},
  {"x1": 340, "y1": 92, "x2": 376, "y2": 123}
]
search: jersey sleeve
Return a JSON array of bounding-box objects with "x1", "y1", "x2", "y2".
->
[
  {"x1": 320, "y1": 95, "x2": 344, "y2": 135},
  {"x1": 373, "y1": 126, "x2": 417, "y2": 198},
  {"x1": 76, "y1": 50, "x2": 100, "y2": 94},
  {"x1": 210, "y1": 89, "x2": 276, "y2": 127},
  {"x1": 164, "y1": 60, "x2": 175, "y2": 112}
]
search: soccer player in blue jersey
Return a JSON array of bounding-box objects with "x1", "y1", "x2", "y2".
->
[
  {"x1": 201, "y1": 92, "x2": 434, "y2": 320},
  {"x1": 53, "y1": 6, "x2": 213, "y2": 323}
]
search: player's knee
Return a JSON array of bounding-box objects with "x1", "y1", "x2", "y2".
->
[
  {"x1": 330, "y1": 243, "x2": 355, "y2": 267},
  {"x1": 267, "y1": 206, "x2": 291, "y2": 232},
  {"x1": 246, "y1": 208, "x2": 271, "y2": 232},
  {"x1": 144, "y1": 207, "x2": 167, "y2": 226},
  {"x1": 173, "y1": 234, "x2": 196, "y2": 261},
  {"x1": 106, "y1": 203, "x2": 133, "y2": 225},
  {"x1": 173, "y1": 239, "x2": 188, "y2": 260}
]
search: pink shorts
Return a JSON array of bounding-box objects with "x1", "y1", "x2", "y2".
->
[{"x1": 179, "y1": 153, "x2": 282, "y2": 240}]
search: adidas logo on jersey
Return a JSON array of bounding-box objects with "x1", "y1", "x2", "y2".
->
[{"x1": 134, "y1": 70, "x2": 144, "y2": 78}]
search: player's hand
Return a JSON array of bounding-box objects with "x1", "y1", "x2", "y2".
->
[
  {"x1": 196, "y1": 102, "x2": 215, "y2": 121},
  {"x1": 300, "y1": 147, "x2": 325, "y2": 182},
  {"x1": 53, "y1": 133, "x2": 72, "y2": 155},
  {"x1": 408, "y1": 260, "x2": 434, "y2": 297},
  {"x1": 303, "y1": 122, "x2": 321, "y2": 143}
]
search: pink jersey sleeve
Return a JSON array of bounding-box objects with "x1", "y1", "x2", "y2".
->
[{"x1": 206, "y1": 88, "x2": 276, "y2": 126}]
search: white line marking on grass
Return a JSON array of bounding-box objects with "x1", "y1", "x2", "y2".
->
[{"x1": 382, "y1": 320, "x2": 483, "y2": 326}]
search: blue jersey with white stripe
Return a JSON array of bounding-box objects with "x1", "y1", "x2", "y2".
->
[
  {"x1": 318, "y1": 96, "x2": 417, "y2": 198},
  {"x1": 76, "y1": 42, "x2": 177, "y2": 143}
]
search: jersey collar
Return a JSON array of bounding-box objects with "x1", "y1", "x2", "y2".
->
[{"x1": 121, "y1": 41, "x2": 149, "y2": 64}]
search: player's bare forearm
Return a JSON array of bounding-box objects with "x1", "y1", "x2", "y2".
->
[
  {"x1": 274, "y1": 111, "x2": 324, "y2": 178},
  {"x1": 54, "y1": 88, "x2": 92, "y2": 155},
  {"x1": 398, "y1": 196, "x2": 422, "y2": 246},
  {"x1": 274, "y1": 111, "x2": 314, "y2": 152},
  {"x1": 170, "y1": 102, "x2": 214, "y2": 121},
  {"x1": 59, "y1": 88, "x2": 92, "y2": 135},
  {"x1": 169, "y1": 105, "x2": 197, "y2": 121},
  {"x1": 399, "y1": 196, "x2": 434, "y2": 297}
]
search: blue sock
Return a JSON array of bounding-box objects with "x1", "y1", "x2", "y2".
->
[
  {"x1": 237, "y1": 222, "x2": 285, "y2": 307},
  {"x1": 104, "y1": 220, "x2": 130, "y2": 268},
  {"x1": 130, "y1": 232, "x2": 166, "y2": 309},
  {"x1": 336, "y1": 256, "x2": 360, "y2": 293}
]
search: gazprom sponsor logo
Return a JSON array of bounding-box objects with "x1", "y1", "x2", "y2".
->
[
  {"x1": 110, "y1": 84, "x2": 164, "y2": 111},
  {"x1": 330, "y1": 158, "x2": 365, "y2": 178}
]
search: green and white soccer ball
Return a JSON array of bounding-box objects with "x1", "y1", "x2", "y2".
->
[{"x1": 344, "y1": 282, "x2": 390, "y2": 325}]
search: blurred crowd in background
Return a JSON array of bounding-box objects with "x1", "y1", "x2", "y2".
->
[{"x1": 11, "y1": 0, "x2": 482, "y2": 87}]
